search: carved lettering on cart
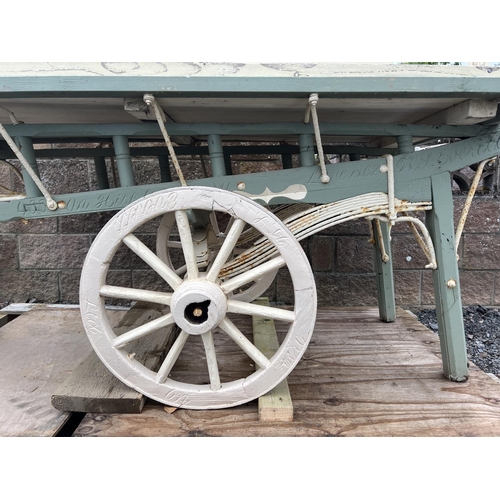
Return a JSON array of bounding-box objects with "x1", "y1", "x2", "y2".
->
[
  {"x1": 83, "y1": 298, "x2": 103, "y2": 336},
  {"x1": 16, "y1": 199, "x2": 47, "y2": 216}
]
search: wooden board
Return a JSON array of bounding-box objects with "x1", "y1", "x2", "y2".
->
[
  {"x1": 252, "y1": 297, "x2": 293, "y2": 422},
  {"x1": 0, "y1": 306, "x2": 126, "y2": 437},
  {"x1": 74, "y1": 307, "x2": 500, "y2": 437},
  {"x1": 51, "y1": 302, "x2": 178, "y2": 414}
]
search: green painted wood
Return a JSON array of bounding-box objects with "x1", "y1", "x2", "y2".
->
[
  {"x1": 2, "y1": 121, "x2": 487, "y2": 140},
  {"x1": 426, "y1": 171, "x2": 468, "y2": 382},
  {"x1": 94, "y1": 156, "x2": 110, "y2": 190},
  {"x1": 0, "y1": 144, "x2": 400, "y2": 160},
  {"x1": 158, "y1": 155, "x2": 171, "y2": 183},
  {"x1": 207, "y1": 134, "x2": 225, "y2": 177},
  {"x1": 112, "y1": 136, "x2": 135, "y2": 187},
  {"x1": 13, "y1": 137, "x2": 42, "y2": 198},
  {"x1": 223, "y1": 152, "x2": 232, "y2": 176},
  {"x1": 373, "y1": 221, "x2": 396, "y2": 322},
  {"x1": 281, "y1": 153, "x2": 293, "y2": 169},
  {"x1": 1, "y1": 75, "x2": 500, "y2": 99},
  {"x1": 397, "y1": 135, "x2": 414, "y2": 154},
  {"x1": 2, "y1": 131, "x2": 500, "y2": 222},
  {"x1": 299, "y1": 134, "x2": 315, "y2": 167}
]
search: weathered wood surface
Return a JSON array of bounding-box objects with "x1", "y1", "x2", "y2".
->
[
  {"x1": 252, "y1": 297, "x2": 293, "y2": 422},
  {"x1": 74, "y1": 308, "x2": 500, "y2": 437},
  {"x1": 0, "y1": 306, "x2": 126, "y2": 437},
  {"x1": 51, "y1": 302, "x2": 178, "y2": 414}
]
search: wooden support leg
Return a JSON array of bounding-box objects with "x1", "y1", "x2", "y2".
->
[
  {"x1": 373, "y1": 220, "x2": 396, "y2": 322},
  {"x1": 426, "y1": 172, "x2": 468, "y2": 382}
]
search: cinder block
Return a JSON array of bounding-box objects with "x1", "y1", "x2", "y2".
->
[
  {"x1": 336, "y1": 236, "x2": 374, "y2": 272},
  {"x1": 315, "y1": 273, "x2": 378, "y2": 307},
  {"x1": 310, "y1": 236, "x2": 334, "y2": 272},
  {"x1": 391, "y1": 234, "x2": 430, "y2": 270},
  {"x1": 60, "y1": 269, "x2": 132, "y2": 304},
  {"x1": 0, "y1": 270, "x2": 59, "y2": 302},
  {"x1": 453, "y1": 196, "x2": 500, "y2": 233},
  {"x1": 19, "y1": 234, "x2": 90, "y2": 269},
  {"x1": 462, "y1": 234, "x2": 500, "y2": 270},
  {"x1": 0, "y1": 235, "x2": 18, "y2": 269},
  {"x1": 393, "y1": 271, "x2": 422, "y2": 307}
]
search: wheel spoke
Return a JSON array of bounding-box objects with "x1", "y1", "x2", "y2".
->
[
  {"x1": 113, "y1": 313, "x2": 175, "y2": 349},
  {"x1": 155, "y1": 330, "x2": 190, "y2": 383},
  {"x1": 201, "y1": 331, "x2": 221, "y2": 390},
  {"x1": 175, "y1": 210, "x2": 198, "y2": 279},
  {"x1": 227, "y1": 300, "x2": 295, "y2": 323},
  {"x1": 220, "y1": 256, "x2": 285, "y2": 294},
  {"x1": 206, "y1": 218, "x2": 247, "y2": 282},
  {"x1": 219, "y1": 317, "x2": 270, "y2": 369},
  {"x1": 100, "y1": 285, "x2": 172, "y2": 305},
  {"x1": 166, "y1": 241, "x2": 182, "y2": 249},
  {"x1": 209, "y1": 211, "x2": 222, "y2": 237},
  {"x1": 174, "y1": 263, "x2": 188, "y2": 276},
  {"x1": 123, "y1": 234, "x2": 183, "y2": 290}
]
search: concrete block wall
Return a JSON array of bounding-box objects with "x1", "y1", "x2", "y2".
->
[{"x1": 1, "y1": 149, "x2": 499, "y2": 309}]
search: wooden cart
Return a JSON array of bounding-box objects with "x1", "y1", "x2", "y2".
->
[{"x1": 1, "y1": 62, "x2": 499, "y2": 409}]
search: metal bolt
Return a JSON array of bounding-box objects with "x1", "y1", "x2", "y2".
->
[
  {"x1": 237, "y1": 182, "x2": 245, "y2": 190},
  {"x1": 193, "y1": 308, "x2": 203, "y2": 317},
  {"x1": 446, "y1": 279, "x2": 457, "y2": 289}
]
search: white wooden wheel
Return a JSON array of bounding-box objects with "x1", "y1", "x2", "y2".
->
[
  {"x1": 80, "y1": 186, "x2": 316, "y2": 409},
  {"x1": 156, "y1": 211, "x2": 278, "y2": 302}
]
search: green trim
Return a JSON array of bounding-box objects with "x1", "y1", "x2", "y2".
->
[
  {"x1": 2, "y1": 122, "x2": 487, "y2": 140},
  {"x1": 1, "y1": 75, "x2": 500, "y2": 98},
  {"x1": 373, "y1": 221, "x2": 396, "y2": 322},
  {"x1": 2, "y1": 132, "x2": 499, "y2": 222}
]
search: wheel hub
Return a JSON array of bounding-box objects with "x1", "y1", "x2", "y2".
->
[{"x1": 170, "y1": 280, "x2": 227, "y2": 335}]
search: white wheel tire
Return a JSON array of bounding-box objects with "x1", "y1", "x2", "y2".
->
[
  {"x1": 80, "y1": 187, "x2": 316, "y2": 409},
  {"x1": 156, "y1": 212, "x2": 278, "y2": 302}
]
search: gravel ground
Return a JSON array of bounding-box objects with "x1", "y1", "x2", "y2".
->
[{"x1": 417, "y1": 306, "x2": 500, "y2": 377}]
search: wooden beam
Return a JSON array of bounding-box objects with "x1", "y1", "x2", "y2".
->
[
  {"x1": 416, "y1": 99, "x2": 498, "y2": 126},
  {"x1": 252, "y1": 297, "x2": 293, "y2": 422},
  {"x1": 51, "y1": 302, "x2": 178, "y2": 414},
  {"x1": 373, "y1": 99, "x2": 498, "y2": 148},
  {"x1": 123, "y1": 98, "x2": 193, "y2": 145}
]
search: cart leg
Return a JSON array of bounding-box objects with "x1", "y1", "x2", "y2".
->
[
  {"x1": 426, "y1": 171, "x2": 468, "y2": 381},
  {"x1": 373, "y1": 220, "x2": 396, "y2": 322}
]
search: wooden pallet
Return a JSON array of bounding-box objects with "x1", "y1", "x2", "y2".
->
[
  {"x1": 3, "y1": 305, "x2": 500, "y2": 436},
  {"x1": 74, "y1": 307, "x2": 500, "y2": 437}
]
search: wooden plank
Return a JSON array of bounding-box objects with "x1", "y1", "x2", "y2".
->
[
  {"x1": 51, "y1": 302, "x2": 178, "y2": 414},
  {"x1": 252, "y1": 297, "x2": 293, "y2": 422},
  {"x1": 0, "y1": 313, "x2": 9, "y2": 328},
  {"x1": 427, "y1": 172, "x2": 468, "y2": 381},
  {"x1": 0, "y1": 306, "x2": 126, "y2": 437},
  {"x1": 372, "y1": 220, "x2": 396, "y2": 322},
  {"x1": 75, "y1": 307, "x2": 500, "y2": 437}
]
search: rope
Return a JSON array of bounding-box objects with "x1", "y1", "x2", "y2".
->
[
  {"x1": 0, "y1": 123, "x2": 57, "y2": 210},
  {"x1": 455, "y1": 157, "x2": 495, "y2": 255},
  {"x1": 304, "y1": 94, "x2": 330, "y2": 184},
  {"x1": 143, "y1": 94, "x2": 187, "y2": 186}
]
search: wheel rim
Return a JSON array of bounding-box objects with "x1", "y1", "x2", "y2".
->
[{"x1": 80, "y1": 186, "x2": 316, "y2": 409}]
